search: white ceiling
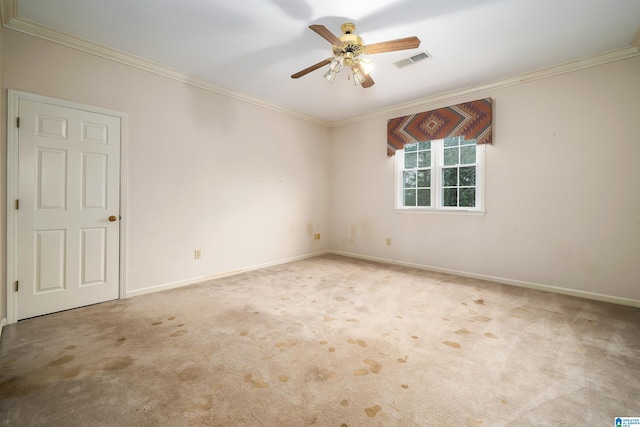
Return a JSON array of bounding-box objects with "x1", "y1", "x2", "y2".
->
[{"x1": 7, "y1": 0, "x2": 640, "y2": 123}]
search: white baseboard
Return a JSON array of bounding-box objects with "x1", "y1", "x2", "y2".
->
[
  {"x1": 126, "y1": 251, "x2": 330, "y2": 298},
  {"x1": 330, "y1": 250, "x2": 640, "y2": 308}
]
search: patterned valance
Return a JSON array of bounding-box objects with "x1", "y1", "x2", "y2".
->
[{"x1": 387, "y1": 98, "x2": 493, "y2": 156}]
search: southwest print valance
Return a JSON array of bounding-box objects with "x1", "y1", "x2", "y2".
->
[{"x1": 387, "y1": 98, "x2": 493, "y2": 156}]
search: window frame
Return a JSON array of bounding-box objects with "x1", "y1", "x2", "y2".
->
[{"x1": 395, "y1": 137, "x2": 486, "y2": 214}]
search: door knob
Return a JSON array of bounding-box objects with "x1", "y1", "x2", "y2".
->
[{"x1": 108, "y1": 215, "x2": 117, "y2": 222}]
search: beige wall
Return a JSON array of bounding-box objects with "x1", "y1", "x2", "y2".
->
[
  {"x1": 330, "y1": 56, "x2": 640, "y2": 303},
  {"x1": 1, "y1": 29, "x2": 331, "y2": 318},
  {"x1": 2, "y1": 28, "x2": 639, "y2": 322}
]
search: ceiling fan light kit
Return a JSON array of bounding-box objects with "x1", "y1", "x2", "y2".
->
[{"x1": 291, "y1": 22, "x2": 421, "y2": 89}]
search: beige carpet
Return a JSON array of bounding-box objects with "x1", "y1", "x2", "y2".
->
[{"x1": 1, "y1": 254, "x2": 639, "y2": 426}]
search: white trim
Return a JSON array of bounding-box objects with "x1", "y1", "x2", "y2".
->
[
  {"x1": 1, "y1": 0, "x2": 637, "y2": 129},
  {"x1": 331, "y1": 45, "x2": 640, "y2": 128},
  {"x1": 0, "y1": 317, "x2": 6, "y2": 341},
  {"x1": 0, "y1": 11, "x2": 330, "y2": 128},
  {"x1": 126, "y1": 251, "x2": 330, "y2": 298},
  {"x1": 330, "y1": 250, "x2": 640, "y2": 308},
  {"x1": 5, "y1": 90, "x2": 128, "y2": 324}
]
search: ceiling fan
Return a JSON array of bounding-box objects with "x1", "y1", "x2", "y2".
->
[{"x1": 291, "y1": 22, "x2": 421, "y2": 88}]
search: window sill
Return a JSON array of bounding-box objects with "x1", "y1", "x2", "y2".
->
[{"x1": 394, "y1": 208, "x2": 486, "y2": 216}]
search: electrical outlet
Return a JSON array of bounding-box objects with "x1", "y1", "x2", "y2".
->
[
  {"x1": 194, "y1": 249, "x2": 201, "y2": 259},
  {"x1": 386, "y1": 238, "x2": 392, "y2": 246}
]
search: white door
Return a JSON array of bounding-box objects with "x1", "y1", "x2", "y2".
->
[{"x1": 16, "y1": 99, "x2": 121, "y2": 320}]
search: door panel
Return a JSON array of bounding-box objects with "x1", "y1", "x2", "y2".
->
[{"x1": 17, "y1": 99, "x2": 121, "y2": 320}]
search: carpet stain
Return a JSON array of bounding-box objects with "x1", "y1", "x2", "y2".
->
[
  {"x1": 462, "y1": 302, "x2": 468, "y2": 306},
  {"x1": 0, "y1": 359, "x2": 17, "y2": 368},
  {"x1": 348, "y1": 338, "x2": 356, "y2": 344},
  {"x1": 334, "y1": 297, "x2": 346, "y2": 301},
  {"x1": 484, "y1": 332, "x2": 498, "y2": 339},
  {"x1": 357, "y1": 340, "x2": 367, "y2": 348},
  {"x1": 455, "y1": 328, "x2": 473, "y2": 335},
  {"x1": 341, "y1": 424, "x2": 348, "y2": 427},
  {"x1": 116, "y1": 337, "x2": 126, "y2": 345},
  {"x1": 59, "y1": 365, "x2": 82, "y2": 379},
  {"x1": 311, "y1": 368, "x2": 336, "y2": 381},
  {"x1": 168, "y1": 316, "x2": 176, "y2": 320},
  {"x1": 353, "y1": 368, "x2": 369, "y2": 376},
  {"x1": 501, "y1": 399, "x2": 508, "y2": 405},
  {"x1": 411, "y1": 335, "x2": 419, "y2": 339},
  {"x1": 328, "y1": 347, "x2": 335, "y2": 352},
  {"x1": 474, "y1": 299, "x2": 485, "y2": 305},
  {"x1": 178, "y1": 367, "x2": 200, "y2": 382},
  {"x1": 442, "y1": 317, "x2": 450, "y2": 321},
  {"x1": 516, "y1": 307, "x2": 528, "y2": 312},
  {"x1": 278, "y1": 375, "x2": 289, "y2": 382},
  {"x1": 170, "y1": 330, "x2": 188, "y2": 338},
  {"x1": 346, "y1": 318, "x2": 359, "y2": 322},
  {"x1": 365, "y1": 404, "x2": 382, "y2": 417},
  {"x1": 401, "y1": 384, "x2": 409, "y2": 389},
  {"x1": 103, "y1": 356, "x2": 134, "y2": 371},
  {"x1": 397, "y1": 356, "x2": 408, "y2": 364},
  {"x1": 48, "y1": 355, "x2": 74, "y2": 367},
  {"x1": 177, "y1": 324, "x2": 185, "y2": 327},
  {"x1": 275, "y1": 342, "x2": 287, "y2": 348},
  {"x1": 319, "y1": 340, "x2": 328, "y2": 345},
  {"x1": 64, "y1": 345, "x2": 76, "y2": 351},
  {"x1": 364, "y1": 358, "x2": 382, "y2": 373},
  {"x1": 341, "y1": 399, "x2": 349, "y2": 406},
  {"x1": 243, "y1": 373, "x2": 268, "y2": 388},
  {"x1": 395, "y1": 315, "x2": 403, "y2": 319},
  {"x1": 470, "y1": 315, "x2": 491, "y2": 322},
  {"x1": 152, "y1": 322, "x2": 162, "y2": 326},
  {"x1": 443, "y1": 341, "x2": 461, "y2": 348},
  {"x1": 324, "y1": 317, "x2": 334, "y2": 321},
  {"x1": 240, "y1": 331, "x2": 248, "y2": 336},
  {"x1": 253, "y1": 311, "x2": 260, "y2": 314}
]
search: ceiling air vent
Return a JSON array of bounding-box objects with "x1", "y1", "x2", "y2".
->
[{"x1": 393, "y1": 51, "x2": 431, "y2": 69}]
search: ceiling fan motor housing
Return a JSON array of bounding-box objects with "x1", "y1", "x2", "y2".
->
[{"x1": 333, "y1": 22, "x2": 364, "y2": 61}]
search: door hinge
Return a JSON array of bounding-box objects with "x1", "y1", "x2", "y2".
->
[
  {"x1": 16, "y1": 199, "x2": 19, "y2": 210},
  {"x1": 15, "y1": 281, "x2": 19, "y2": 292},
  {"x1": 16, "y1": 117, "x2": 20, "y2": 128}
]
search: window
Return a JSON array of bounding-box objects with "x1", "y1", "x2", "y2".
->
[{"x1": 396, "y1": 136, "x2": 485, "y2": 212}]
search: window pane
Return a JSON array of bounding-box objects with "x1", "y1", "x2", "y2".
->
[
  {"x1": 417, "y1": 170, "x2": 431, "y2": 187},
  {"x1": 443, "y1": 168, "x2": 458, "y2": 186},
  {"x1": 461, "y1": 138, "x2": 476, "y2": 146},
  {"x1": 444, "y1": 147, "x2": 459, "y2": 165},
  {"x1": 404, "y1": 189, "x2": 416, "y2": 206},
  {"x1": 459, "y1": 188, "x2": 476, "y2": 207},
  {"x1": 405, "y1": 143, "x2": 417, "y2": 152},
  {"x1": 443, "y1": 188, "x2": 458, "y2": 206},
  {"x1": 417, "y1": 189, "x2": 430, "y2": 206},
  {"x1": 459, "y1": 166, "x2": 476, "y2": 186},
  {"x1": 460, "y1": 145, "x2": 476, "y2": 164},
  {"x1": 444, "y1": 137, "x2": 460, "y2": 147},
  {"x1": 404, "y1": 151, "x2": 417, "y2": 168},
  {"x1": 403, "y1": 171, "x2": 416, "y2": 188},
  {"x1": 417, "y1": 150, "x2": 431, "y2": 167},
  {"x1": 418, "y1": 141, "x2": 431, "y2": 150}
]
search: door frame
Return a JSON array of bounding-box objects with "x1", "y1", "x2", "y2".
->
[{"x1": 6, "y1": 89, "x2": 128, "y2": 324}]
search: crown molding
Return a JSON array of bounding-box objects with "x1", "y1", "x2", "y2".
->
[
  {"x1": 0, "y1": 2, "x2": 331, "y2": 127},
  {"x1": 2, "y1": 0, "x2": 638, "y2": 129},
  {"x1": 332, "y1": 39, "x2": 640, "y2": 127}
]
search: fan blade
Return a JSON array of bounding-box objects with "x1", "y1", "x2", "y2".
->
[
  {"x1": 363, "y1": 36, "x2": 421, "y2": 54},
  {"x1": 309, "y1": 24, "x2": 345, "y2": 47},
  {"x1": 291, "y1": 58, "x2": 333, "y2": 79},
  {"x1": 355, "y1": 62, "x2": 375, "y2": 88}
]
